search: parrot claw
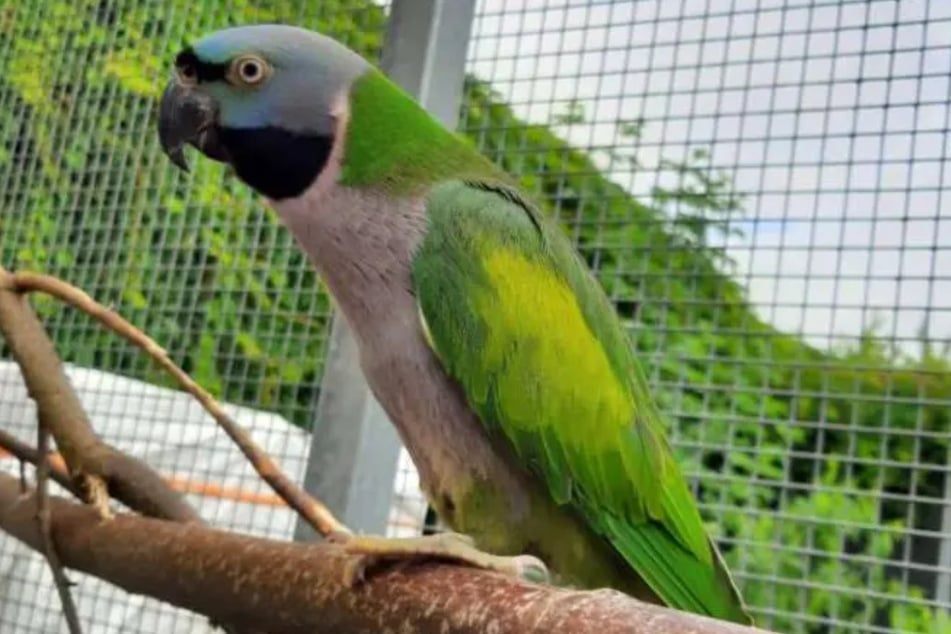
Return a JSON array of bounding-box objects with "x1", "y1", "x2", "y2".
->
[
  {"x1": 341, "y1": 553, "x2": 371, "y2": 587},
  {"x1": 332, "y1": 531, "x2": 550, "y2": 588}
]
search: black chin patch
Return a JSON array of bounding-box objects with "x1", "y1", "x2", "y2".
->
[{"x1": 216, "y1": 127, "x2": 333, "y2": 200}]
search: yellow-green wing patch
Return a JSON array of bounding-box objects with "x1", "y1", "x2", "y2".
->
[{"x1": 412, "y1": 179, "x2": 751, "y2": 624}]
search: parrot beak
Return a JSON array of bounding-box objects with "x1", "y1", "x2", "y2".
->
[{"x1": 158, "y1": 80, "x2": 229, "y2": 172}]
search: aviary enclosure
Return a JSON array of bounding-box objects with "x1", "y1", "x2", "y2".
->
[{"x1": 0, "y1": 1, "x2": 948, "y2": 633}]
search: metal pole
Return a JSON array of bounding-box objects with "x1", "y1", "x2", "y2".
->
[{"x1": 294, "y1": 0, "x2": 477, "y2": 541}]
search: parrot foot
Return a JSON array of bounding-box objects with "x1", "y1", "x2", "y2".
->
[{"x1": 329, "y1": 530, "x2": 550, "y2": 587}]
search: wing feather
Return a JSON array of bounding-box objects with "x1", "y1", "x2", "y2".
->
[{"x1": 412, "y1": 180, "x2": 751, "y2": 624}]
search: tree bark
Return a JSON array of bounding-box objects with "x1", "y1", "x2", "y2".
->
[{"x1": 0, "y1": 474, "x2": 771, "y2": 634}]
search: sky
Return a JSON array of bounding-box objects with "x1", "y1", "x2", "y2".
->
[{"x1": 464, "y1": 0, "x2": 951, "y2": 355}]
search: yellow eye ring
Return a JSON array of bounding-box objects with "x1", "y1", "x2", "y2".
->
[{"x1": 229, "y1": 55, "x2": 270, "y2": 87}]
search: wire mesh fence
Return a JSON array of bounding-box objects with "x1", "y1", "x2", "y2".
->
[
  {"x1": 0, "y1": 1, "x2": 949, "y2": 633},
  {"x1": 454, "y1": 1, "x2": 951, "y2": 632}
]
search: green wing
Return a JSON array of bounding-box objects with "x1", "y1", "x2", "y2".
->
[{"x1": 412, "y1": 179, "x2": 751, "y2": 624}]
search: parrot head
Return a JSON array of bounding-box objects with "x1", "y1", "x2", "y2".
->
[{"x1": 158, "y1": 24, "x2": 369, "y2": 199}]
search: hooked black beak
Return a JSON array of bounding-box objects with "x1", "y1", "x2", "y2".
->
[{"x1": 158, "y1": 80, "x2": 229, "y2": 172}]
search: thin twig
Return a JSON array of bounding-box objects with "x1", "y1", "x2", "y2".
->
[
  {"x1": 1, "y1": 269, "x2": 258, "y2": 634},
  {"x1": 19, "y1": 460, "x2": 27, "y2": 494},
  {"x1": 0, "y1": 428, "x2": 79, "y2": 497},
  {"x1": 0, "y1": 266, "x2": 200, "y2": 523},
  {"x1": 9, "y1": 270, "x2": 349, "y2": 538},
  {"x1": 36, "y1": 422, "x2": 84, "y2": 634}
]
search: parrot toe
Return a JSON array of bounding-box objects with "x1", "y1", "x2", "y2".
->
[
  {"x1": 330, "y1": 531, "x2": 551, "y2": 587},
  {"x1": 511, "y1": 554, "x2": 550, "y2": 585}
]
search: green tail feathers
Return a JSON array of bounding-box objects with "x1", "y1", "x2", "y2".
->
[{"x1": 603, "y1": 517, "x2": 754, "y2": 625}]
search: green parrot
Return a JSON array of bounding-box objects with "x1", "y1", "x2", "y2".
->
[{"x1": 158, "y1": 24, "x2": 752, "y2": 624}]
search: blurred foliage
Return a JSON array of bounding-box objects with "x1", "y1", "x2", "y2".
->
[
  {"x1": 0, "y1": 0, "x2": 387, "y2": 423},
  {"x1": 0, "y1": 2, "x2": 948, "y2": 633}
]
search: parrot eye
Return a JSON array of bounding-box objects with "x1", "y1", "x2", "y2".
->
[{"x1": 230, "y1": 55, "x2": 270, "y2": 87}]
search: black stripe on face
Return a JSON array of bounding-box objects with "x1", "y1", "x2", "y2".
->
[
  {"x1": 217, "y1": 127, "x2": 334, "y2": 201},
  {"x1": 175, "y1": 47, "x2": 227, "y2": 83}
]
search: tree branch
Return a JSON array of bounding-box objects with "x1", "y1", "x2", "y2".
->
[
  {"x1": 0, "y1": 474, "x2": 771, "y2": 634},
  {"x1": 6, "y1": 269, "x2": 347, "y2": 538},
  {"x1": 35, "y1": 421, "x2": 84, "y2": 634},
  {"x1": 0, "y1": 266, "x2": 200, "y2": 523},
  {"x1": 0, "y1": 427, "x2": 78, "y2": 497}
]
